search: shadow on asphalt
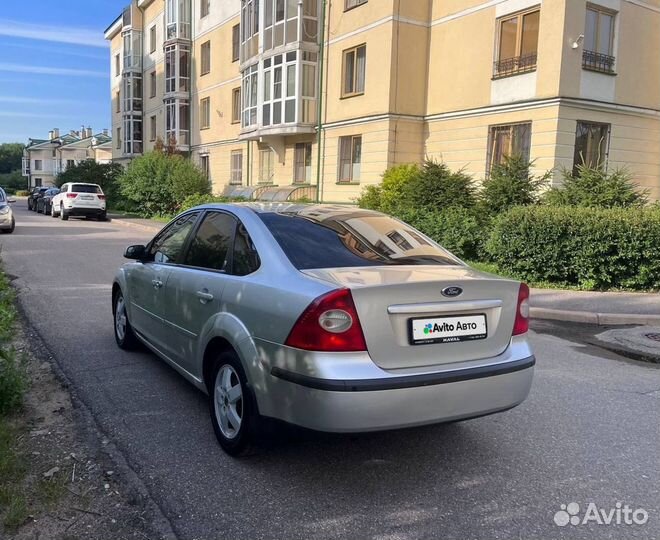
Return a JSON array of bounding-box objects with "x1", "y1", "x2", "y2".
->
[{"x1": 12, "y1": 226, "x2": 116, "y2": 236}]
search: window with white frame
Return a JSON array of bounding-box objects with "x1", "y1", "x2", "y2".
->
[
  {"x1": 338, "y1": 135, "x2": 362, "y2": 183},
  {"x1": 262, "y1": 0, "x2": 318, "y2": 51},
  {"x1": 294, "y1": 143, "x2": 312, "y2": 183},
  {"x1": 241, "y1": 63, "x2": 258, "y2": 128},
  {"x1": 165, "y1": 42, "x2": 190, "y2": 93},
  {"x1": 261, "y1": 52, "x2": 297, "y2": 127},
  {"x1": 345, "y1": 0, "x2": 367, "y2": 9},
  {"x1": 342, "y1": 44, "x2": 366, "y2": 97},
  {"x1": 34, "y1": 159, "x2": 43, "y2": 171},
  {"x1": 123, "y1": 116, "x2": 143, "y2": 154},
  {"x1": 201, "y1": 41, "x2": 211, "y2": 75},
  {"x1": 200, "y1": 0, "x2": 210, "y2": 18},
  {"x1": 230, "y1": 150, "x2": 243, "y2": 184},
  {"x1": 122, "y1": 75, "x2": 142, "y2": 113},
  {"x1": 487, "y1": 123, "x2": 531, "y2": 175},
  {"x1": 200, "y1": 97, "x2": 210, "y2": 129},
  {"x1": 166, "y1": 0, "x2": 191, "y2": 40},
  {"x1": 166, "y1": 98, "x2": 190, "y2": 146},
  {"x1": 200, "y1": 154, "x2": 210, "y2": 179},
  {"x1": 122, "y1": 30, "x2": 142, "y2": 70},
  {"x1": 583, "y1": 5, "x2": 616, "y2": 73},
  {"x1": 258, "y1": 148, "x2": 274, "y2": 183}
]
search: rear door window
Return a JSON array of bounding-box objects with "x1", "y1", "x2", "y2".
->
[
  {"x1": 258, "y1": 212, "x2": 461, "y2": 270},
  {"x1": 71, "y1": 184, "x2": 102, "y2": 194},
  {"x1": 183, "y1": 212, "x2": 236, "y2": 272},
  {"x1": 232, "y1": 223, "x2": 260, "y2": 275}
]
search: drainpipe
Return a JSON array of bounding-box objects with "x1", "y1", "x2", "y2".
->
[
  {"x1": 188, "y1": 0, "x2": 193, "y2": 160},
  {"x1": 137, "y1": 0, "x2": 146, "y2": 157},
  {"x1": 314, "y1": 0, "x2": 327, "y2": 203},
  {"x1": 247, "y1": 140, "x2": 252, "y2": 186}
]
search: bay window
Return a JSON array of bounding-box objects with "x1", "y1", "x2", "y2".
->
[
  {"x1": 165, "y1": 43, "x2": 190, "y2": 94},
  {"x1": 166, "y1": 98, "x2": 190, "y2": 146},
  {"x1": 166, "y1": 0, "x2": 191, "y2": 40},
  {"x1": 242, "y1": 63, "x2": 258, "y2": 128}
]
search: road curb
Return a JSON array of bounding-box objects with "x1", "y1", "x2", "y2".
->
[
  {"x1": 109, "y1": 217, "x2": 162, "y2": 233},
  {"x1": 530, "y1": 307, "x2": 660, "y2": 326}
]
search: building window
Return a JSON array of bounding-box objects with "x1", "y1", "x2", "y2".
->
[
  {"x1": 200, "y1": 97, "x2": 211, "y2": 129},
  {"x1": 123, "y1": 116, "x2": 143, "y2": 155},
  {"x1": 150, "y1": 115, "x2": 157, "y2": 141},
  {"x1": 573, "y1": 121, "x2": 609, "y2": 172},
  {"x1": 122, "y1": 75, "x2": 143, "y2": 113},
  {"x1": 116, "y1": 127, "x2": 121, "y2": 149},
  {"x1": 165, "y1": 42, "x2": 191, "y2": 94},
  {"x1": 487, "y1": 123, "x2": 532, "y2": 174},
  {"x1": 232, "y1": 88, "x2": 241, "y2": 124},
  {"x1": 34, "y1": 159, "x2": 42, "y2": 171},
  {"x1": 150, "y1": 25, "x2": 157, "y2": 53},
  {"x1": 200, "y1": 154, "x2": 210, "y2": 179},
  {"x1": 345, "y1": 0, "x2": 367, "y2": 10},
  {"x1": 66, "y1": 159, "x2": 75, "y2": 169},
  {"x1": 115, "y1": 90, "x2": 121, "y2": 113},
  {"x1": 294, "y1": 143, "x2": 312, "y2": 183},
  {"x1": 165, "y1": 98, "x2": 190, "y2": 146},
  {"x1": 150, "y1": 71, "x2": 157, "y2": 98},
  {"x1": 232, "y1": 24, "x2": 240, "y2": 62},
  {"x1": 166, "y1": 0, "x2": 191, "y2": 40},
  {"x1": 494, "y1": 9, "x2": 539, "y2": 78},
  {"x1": 200, "y1": 0, "x2": 210, "y2": 18},
  {"x1": 230, "y1": 150, "x2": 243, "y2": 184},
  {"x1": 201, "y1": 41, "x2": 211, "y2": 75},
  {"x1": 242, "y1": 63, "x2": 258, "y2": 128},
  {"x1": 583, "y1": 5, "x2": 616, "y2": 74},
  {"x1": 338, "y1": 135, "x2": 362, "y2": 183},
  {"x1": 342, "y1": 44, "x2": 366, "y2": 97},
  {"x1": 258, "y1": 148, "x2": 274, "y2": 183},
  {"x1": 34, "y1": 178, "x2": 42, "y2": 187},
  {"x1": 115, "y1": 54, "x2": 120, "y2": 76}
]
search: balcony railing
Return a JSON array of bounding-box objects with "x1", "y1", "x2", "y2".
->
[
  {"x1": 493, "y1": 53, "x2": 537, "y2": 79},
  {"x1": 582, "y1": 50, "x2": 615, "y2": 74}
]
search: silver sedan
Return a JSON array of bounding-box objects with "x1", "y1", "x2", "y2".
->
[{"x1": 113, "y1": 204, "x2": 534, "y2": 455}]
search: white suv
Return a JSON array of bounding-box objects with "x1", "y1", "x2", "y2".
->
[{"x1": 51, "y1": 183, "x2": 107, "y2": 221}]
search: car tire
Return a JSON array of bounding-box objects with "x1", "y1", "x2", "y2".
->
[
  {"x1": 1, "y1": 219, "x2": 15, "y2": 234},
  {"x1": 209, "y1": 351, "x2": 258, "y2": 457},
  {"x1": 60, "y1": 205, "x2": 68, "y2": 220},
  {"x1": 98, "y1": 212, "x2": 107, "y2": 222},
  {"x1": 113, "y1": 290, "x2": 138, "y2": 350},
  {"x1": 51, "y1": 204, "x2": 57, "y2": 218}
]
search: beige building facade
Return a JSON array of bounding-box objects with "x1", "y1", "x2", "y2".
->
[{"x1": 106, "y1": 0, "x2": 660, "y2": 202}]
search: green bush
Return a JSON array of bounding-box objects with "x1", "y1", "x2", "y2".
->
[
  {"x1": 0, "y1": 349, "x2": 27, "y2": 416},
  {"x1": 179, "y1": 193, "x2": 229, "y2": 212},
  {"x1": 487, "y1": 206, "x2": 660, "y2": 289},
  {"x1": 118, "y1": 151, "x2": 210, "y2": 217},
  {"x1": 480, "y1": 155, "x2": 550, "y2": 214},
  {"x1": 399, "y1": 207, "x2": 486, "y2": 260},
  {"x1": 0, "y1": 171, "x2": 27, "y2": 193},
  {"x1": 544, "y1": 165, "x2": 649, "y2": 208}
]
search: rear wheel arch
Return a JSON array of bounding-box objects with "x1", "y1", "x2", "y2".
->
[{"x1": 202, "y1": 337, "x2": 237, "y2": 394}]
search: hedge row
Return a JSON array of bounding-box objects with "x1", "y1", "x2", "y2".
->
[{"x1": 486, "y1": 206, "x2": 660, "y2": 290}]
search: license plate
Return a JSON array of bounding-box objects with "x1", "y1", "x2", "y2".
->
[
  {"x1": 80, "y1": 195, "x2": 93, "y2": 200},
  {"x1": 409, "y1": 314, "x2": 487, "y2": 345}
]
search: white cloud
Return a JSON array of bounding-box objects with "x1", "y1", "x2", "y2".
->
[
  {"x1": 0, "y1": 63, "x2": 106, "y2": 78},
  {"x1": 0, "y1": 19, "x2": 107, "y2": 48}
]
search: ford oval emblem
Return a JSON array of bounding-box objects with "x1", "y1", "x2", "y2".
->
[{"x1": 442, "y1": 286, "x2": 463, "y2": 298}]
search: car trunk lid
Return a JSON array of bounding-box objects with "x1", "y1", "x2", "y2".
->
[{"x1": 302, "y1": 266, "x2": 520, "y2": 370}]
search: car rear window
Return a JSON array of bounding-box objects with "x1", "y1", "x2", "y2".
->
[
  {"x1": 72, "y1": 184, "x2": 102, "y2": 194},
  {"x1": 258, "y1": 212, "x2": 461, "y2": 270}
]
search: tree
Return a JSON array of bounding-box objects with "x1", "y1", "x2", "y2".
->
[
  {"x1": 0, "y1": 143, "x2": 25, "y2": 174},
  {"x1": 118, "y1": 151, "x2": 210, "y2": 217},
  {"x1": 56, "y1": 160, "x2": 124, "y2": 205},
  {"x1": 0, "y1": 171, "x2": 27, "y2": 193},
  {"x1": 480, "y1": 155, "x2": 550, "y2": 215}
]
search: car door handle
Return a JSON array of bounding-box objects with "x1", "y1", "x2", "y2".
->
[
  {"x1": 196, "y1": 290, "x2": 214, "y2": 303},
  {"x1": 152, "y1": 279, "x2": 163, "y2": 289}
]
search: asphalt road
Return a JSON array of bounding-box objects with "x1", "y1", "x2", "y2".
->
[{"x1": 2, "y1": 203, "x2": 660, "y2": 540}]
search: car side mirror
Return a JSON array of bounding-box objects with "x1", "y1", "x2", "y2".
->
[{"x1": 124, "y1": 245, "x2": 147, "y2": 261}]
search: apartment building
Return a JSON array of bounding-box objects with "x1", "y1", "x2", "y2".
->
[
  {"x1": 105, "y1": 0, "x2": 660, "y2": 202},
  {"x1": 22, "y1": 128, "x2": 113, "y2": 188}
]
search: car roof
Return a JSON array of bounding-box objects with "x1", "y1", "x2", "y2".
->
[
  {"x1": 66, "y1": 182, "x2": 100, "y2": 186},
  {"x1": 197, "y1": 202, "x2": 383, "y2": 217}
]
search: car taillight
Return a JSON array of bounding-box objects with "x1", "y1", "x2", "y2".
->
[
  {"x1": 66, "y1": 193, "x2": 77, "y2": 199},
  {"x1": 285, "y1": 289, "x2": 367, "y2": 352},
  {"x1": 97, "y1": 195, "x2": 106, "y2": 200},
  {"x1": 512, "y1": 283, "x2": 530, "y2": 336}
]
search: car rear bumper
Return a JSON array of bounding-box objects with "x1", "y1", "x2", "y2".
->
[
  {"x1": 253, "y1": 336, "x2": 534, "y2": 432},
  {"x1": 65, "y1": 207, "x2": 105, "y2": 216}
]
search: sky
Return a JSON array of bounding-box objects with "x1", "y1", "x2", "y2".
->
[{"x1": 0, "y1": 0, "x2": 123, "y2": 143}]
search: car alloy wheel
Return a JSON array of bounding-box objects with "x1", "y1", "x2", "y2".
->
[
  {"x1": 214, "y1": 365, "x2": 243, "y2": 440},
  {"x1": 113, "y1": 290, "x2": 138, "y2": 349}
]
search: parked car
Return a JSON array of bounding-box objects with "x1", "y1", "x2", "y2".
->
[
  {"x1": 112, "y1": 204, "x2": 535, "y2": 455},
  {"x1": 36, "y1": 188, "x2": 60, "y2": 215},
  {"x1": 0, "y1": 188, "x2": 16, "y2": 234},
  {"x1": 27, "y1": 187, "x2": 48, "y2": 211},
  {"x1": 51, "y1": 183, "x2": 107, "y2": 221}
]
